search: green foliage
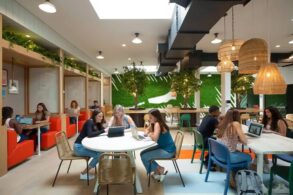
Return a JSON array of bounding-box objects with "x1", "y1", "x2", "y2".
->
[
  {"x1": 231, "y1": 71, "x2": 255, "y2": 95},
  {"x1": 171, "y1": 70, "x2": 201, "y2": 108},
  {"x1": 200, "y1": 75, "x2": 221, "y2": 107},
  {"x1": 2, "y1": 31, "x2": 61, "y2": 63},
  {"x1": 63, "y1": 57, "x2": 86, "y2": 72},
  {"x1": 120, "y1": 65, "x2": 148, "y2": 108},
  {"x1": 89, "y1": 69, "x2": 100, "y2": 78}
]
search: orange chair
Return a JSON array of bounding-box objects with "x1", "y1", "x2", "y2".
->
[
  {"x1": 41, "y1": 116, "x2": 62, "y2": 150},
  {"x1": 66, "y1": 116, "x2": 76, "y2": 138},
  {"x1": 7, "y1": 130, "x2": 34, "y2": 168}
]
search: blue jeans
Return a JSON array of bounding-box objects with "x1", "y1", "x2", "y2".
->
[
  {"x1": 74, "y1": 143, "x2": 100, "y2": 168},
  {"x1": 18, "y1": 134, "x2": 29, "y2": 143},
  {"x1": 69, "y1": 117, "x2": 77, "y2": 124},
  {"x1": 140, "y1": 146, "x2": 175, "y2": 174}
]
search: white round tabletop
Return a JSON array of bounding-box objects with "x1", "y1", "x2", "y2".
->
[{"x1": 82, "y1": 132, "x2": 156, "y2": 152}]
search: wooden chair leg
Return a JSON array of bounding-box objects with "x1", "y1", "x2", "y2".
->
[
  {"x1": 67, "y1": 160, "x2": 72, "y2": 173},
  {"x1": 52, "y1": 160, "x2": 63, "y2": 187},
  {"x1": 96, "y1": 185, "x2": 100, "y2": 195},
  {"x1": 107, "y1": 184, "x2": 109, "y2": 195},
  {"x1": 86, "y1": 160, "x2": 89, "y2": 186}
]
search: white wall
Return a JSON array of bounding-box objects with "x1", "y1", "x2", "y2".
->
[
  {"x1": 280, "y1": 65, "x2": 293, "y2": 85},
  {"x1": 29, "y1": 68, "x2": 59, "y2": 113},
  {"x1": 103, "y1": 78, "x2": 111, "y2": 105},
  {"x1": 88, "y1": 81, "x2": 101, "y2": 107},
  {"x1": 2, "y1": 63, "x2": 25, "y2": 115},
  {"x1": 64, "y1": 77, "x2": 85, "y2": 108}
]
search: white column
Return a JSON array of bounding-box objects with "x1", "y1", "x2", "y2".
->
[
  {"x1": 100, "y1": 73, "x2": 104, "y2": 106},
  {"x1": 259, "y1": 94, "x2": 265, "y2": 116},
  {"x1": 221, "y1": 72, "x2": 231, "y2": 114},
  {"x1": 194, "y1": 70, "x2": 200, "y2": 125}
]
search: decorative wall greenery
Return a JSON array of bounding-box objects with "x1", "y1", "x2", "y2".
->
[
  {"x1": 171, "y1": 70, "x2": 201, "y2": 108},
  {"x1": 2, "y1": 31, "x2": 61, "y2": 63},
  {"x1": 63, "y1": 57, "x2": 86, "y2": 72},
  {"x1": 120, "y1": 65, "x2": 148, "y2": 108},
  {"x1": 200, "y1": 75, "x2": 221, "y2": 107}
]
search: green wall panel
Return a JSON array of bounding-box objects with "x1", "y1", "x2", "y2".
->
[{"x1": 200, "y1": 75, "x2": 221, "y2": 107}]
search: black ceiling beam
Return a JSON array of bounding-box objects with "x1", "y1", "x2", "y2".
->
[{"x1": 178, "y1": 30, "x2": 209, "y2": 34}]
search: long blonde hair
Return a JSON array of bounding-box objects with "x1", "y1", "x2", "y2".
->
[
  {"x1": 217, "y1": 109, "x2": 240, "y2": 138},
  {"x1": 112, "y1": 104, "x2": 125, "y2": 126}
]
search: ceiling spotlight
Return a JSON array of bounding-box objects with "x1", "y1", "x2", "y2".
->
[
  {"x1": 122, "y1": 44, "x2": 126, "y2": 47},
  {"x1": 289, "y1": 40, "x2": 293, "y2": 44},
  {"x1": 211, "y1": 33, "x2": 222, "y2": 44},
  {"x1": 275, "y1": 45, "x2": 280, "y2": 48},
  {"x1": 114, "y1": 68, "x2": 119, "y2": 74},
  {"x1": 207, "y1": 73, "x2": 212, "y2": 77},
  {"x1": 96, "y1": 51, "x2": 104, "y2": 59},
  {"x1": 132, "y1": 33, "x2": 142, "y2": 44},
  {"x1": 39, "y1": 0, "x2": 57, "y2": 13}
]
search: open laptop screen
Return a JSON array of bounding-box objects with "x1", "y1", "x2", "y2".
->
[{"x1": 248, "y1": 123, "x2": 264, "y2": 136}]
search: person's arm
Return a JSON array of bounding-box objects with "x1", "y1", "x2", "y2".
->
[
  {"x1": 147, "y1": 122, "x2": 161, "y2": 142},
  {"x1": 108, "y1": 116, "x2": 114, "y2": 127},
  {"x1": 9, "y1": 119, "x2": 23, "y2": 134},
  {"x1": 144, "y1": 125, "x2": 152, "y2": 136},
  {"x1": 126, "y1": 115, "x2": 136, "y2": 128},
  {"x1": 85, "y1": 121, "x2": 105, "y2": 137},
  {"x1": 233, "y1": 121, "x2": 247, "y2": 145},
  {"x1": 277, "y1": 120, "x2": 287, "y2": 136}
]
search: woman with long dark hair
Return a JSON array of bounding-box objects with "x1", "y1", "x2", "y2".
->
[
  {"x1": 34, "y1": 102, "x2": 50, "y2": 133},
  {"x1": 262, "y1": 106, "x2": 287, "y2": 136},
  {"x1": 140, "y1": 109, "x2": 176, "y2": 182},
  {"x1": 73, "y1": 110, "x2": 106, "y2": 180}
]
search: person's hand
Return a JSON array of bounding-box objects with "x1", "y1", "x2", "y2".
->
[{"x1": 104, "y1": 127, "x2": 109, "y2": 133}]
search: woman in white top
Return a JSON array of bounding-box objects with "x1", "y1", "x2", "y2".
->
[
  {"x1": 108, "y1": 105, "x2": 136, "y2": 128},
  {"x1": 68, "y1": 100, "x2": 81, "y2": 124},
  {"x1": 2, "y1": 106, "x2": 28, "y2": 143}
]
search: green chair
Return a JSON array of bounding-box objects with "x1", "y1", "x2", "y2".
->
[
  {"x1": 268, "y1": 156, "x2": 293, "y2": 195},
  {"x1": 191, "y1": 129, "x2": 206, "y2": 174},
  {"x1": 179, "y1": 114, "x2": 192, "y2": 133}
]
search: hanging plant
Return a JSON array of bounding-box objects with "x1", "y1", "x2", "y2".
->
[
  {"x1": 64, "y1": 57, "x2": 86, "y2": 73},
  {"x1": 120, "y1": 64, "x2": 148, "y2": 109},
  {"x1": 171, "y1": 70, "x2": 201, "y2": 108}
]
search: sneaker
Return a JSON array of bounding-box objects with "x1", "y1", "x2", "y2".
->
[
  {"x1": 151, "y1": 173, "x2": 161, "y2": 181},
  {"x1": 80, "y1": 173, "x2": 95, "y2": 180},
  {"x1": 158, "y1": 168, "x2": 168, "y2": 182}
]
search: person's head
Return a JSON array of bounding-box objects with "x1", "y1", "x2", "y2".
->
[
  {"x1": 2, "y1": 106, "x2": 13, "y2": 125},
  {"x1": 70, "y1": 100, "x2": 78, "y2": 109},
  {"x1": 148, "y1": 109, "x2": 169, "y2": 132},
  {"x1": 93, "y1": 100, "x2": 99, "y2": 106},
  {"x1": 217, "y1": 108, "x2": 240, "y2": 137},
  {"x1": 113, "y1": 104, "x2": 125, "y2": 119},
  {"x1": 263, "y1": 106, "x2": 285, "y2": 130},
  {"x1": 91, "y1": 110, "x2": 105, "y2": 124},
  {"x1": 209, "y1": 105, "x2": 220, "y2": 117},
  {"x1": 36, "y1": 103, "x2": 48, "y2": 113}
]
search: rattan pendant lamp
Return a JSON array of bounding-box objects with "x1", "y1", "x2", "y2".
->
[{"x1": 253, "y1": 0, "x2": 287, "y2": 94}]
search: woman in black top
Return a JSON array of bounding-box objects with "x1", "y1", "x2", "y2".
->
[{"x1": 73, "y1": 110, "x2": 106, "y2": 180}]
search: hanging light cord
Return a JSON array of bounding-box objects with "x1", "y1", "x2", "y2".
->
[
  {"x1": 266, "y1": 0, "x2": 271, "y2": 62},
  {"x1": 232, "y1": 6, "x2": 235, "y2": 46},
  {"x1": 224, "y1": 14, "x2": 226, "y2": 41}
]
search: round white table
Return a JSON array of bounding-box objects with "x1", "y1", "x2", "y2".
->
[{"x1": 82, "y1": 132, "x2": 156, "y2": 193}]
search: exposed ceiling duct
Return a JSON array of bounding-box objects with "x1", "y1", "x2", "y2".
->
[{"x1": 157, "y1": 0, "x2": 250, "y2": 74}]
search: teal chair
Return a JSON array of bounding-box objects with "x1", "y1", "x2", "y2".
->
[
  {"x1": 179, "y1": 114, "x2": 192, "y2": 133},
  {"x1": 268, "y1": 155, "x2": 293, "y2": 195},
  {"x1": 191, "y1": 129, "x2": 206, "y2": 174}
]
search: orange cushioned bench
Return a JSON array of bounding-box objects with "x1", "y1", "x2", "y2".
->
[
  {"x1": 66, "y1": 116, "x2": 76, "y2": 138},
  {"x1": 7, "y1": 130, "x2": 34, "y2": 169},
  {"x1": 41, "y1": 116, "x2": 62, "y2": 150}
]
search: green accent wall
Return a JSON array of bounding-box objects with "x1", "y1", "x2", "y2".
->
[{"x1": 200, "y1": 75, "x2": 221, "y2": 107}]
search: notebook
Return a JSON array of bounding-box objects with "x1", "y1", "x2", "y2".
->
[
  {"x1": 246, "y1": 122, "x2": 264, "y2": 137},
  {"x1": 19, "y1": 117, "x2": 33, "y2": 125},
  {"x1": 107, "y1": 126, "x2": 125, "y2": 137},
  {"x1": 131, "y1": 127, "x2": 145, "y2": 140}
]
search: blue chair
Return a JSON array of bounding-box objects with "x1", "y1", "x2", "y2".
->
[{"x1": 205, "y1": 138, "x2": 251, "y2": 195}]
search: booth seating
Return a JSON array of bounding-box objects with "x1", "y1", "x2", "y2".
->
[
  {"x1": 7, "y1": 130, "x2": 34, "y2": 169},
  {"x1": 66, "y1": 116, "x2": 76, "y2": 138},
  {"x1": 41, "y1": 116, "x2": 62, "y2": 150},
  {"x1": 78, "y1": 110, "x2": 90, "y2": 132}
]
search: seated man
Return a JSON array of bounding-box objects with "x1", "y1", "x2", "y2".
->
[
  {"x1": 89, "y1": 100, "x2": 101, "y2": 111},
  {"x1": 198, "y1": 105, "x2": 220, "y2": 169}
]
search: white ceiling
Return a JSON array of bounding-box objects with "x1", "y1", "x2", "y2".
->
[{"x1": 15, "y1": 0, "x2": 293, "y2": 74}]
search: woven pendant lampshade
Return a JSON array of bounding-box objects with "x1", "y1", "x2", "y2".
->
[
  {"x1": 238, "y1": 38, "x2": 268, "y2": 74},
  {"x1": 218, "y1": 40, "x2": 244, "y2": 61},
  {"x1": 217, "y1": 60, "x2": 235, "y2": 72},
  {"x1": 253, "y1": 63, "x2": 287, "y2": 94}
]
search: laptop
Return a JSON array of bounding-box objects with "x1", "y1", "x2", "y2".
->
[
  {"x1": 107, "y1": 126, "x2": 125, "y2": 137},
  {"x1": 19, "y1": 117, "x2": 33, "y2": 125},
  {"x1": 131, "y1": 127, "x2": 145, "y2": 140},
  {"x1": 245, "y1": 122, "x2": 264, "y2": 137}
]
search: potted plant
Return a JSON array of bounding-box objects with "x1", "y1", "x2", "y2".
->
[
  {"x1": 231, "y1": 71, "x2": 255, "y2": 108},
  {"x1": 120, "y1": 64, "x2": 148, "y2": 109},
  {"x1": 171, "y1": 70, "x2": 201, "y2": 109}
]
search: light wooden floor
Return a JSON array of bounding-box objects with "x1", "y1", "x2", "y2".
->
[{"x1": 0, "y1": 129, "x2": 194, "y2": 195}]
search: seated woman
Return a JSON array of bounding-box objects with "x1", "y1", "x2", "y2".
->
[
  {"x1": 34, "y1": 103, "x2": 50, "y2": 134},
  {"x1": 262, "y1": 106, "x2": 288, "y2": 136},
  {"x1": 217, "y1": 109, "x2": 251, "y2": 187},
  {"x1": 2, "y1": 106, "x2": 28, "y2": 142},
  {"x1": 73, "y1": 110, "x2": 106, "y2": 180},
  {"x1": 140, "y1": 109, "x2": 176, "y2": 182},
  {"x1": 108, "y1": 104, "x2": 136, "y2": 128},
  {"x1": 67, "y1": 100, "x2": 80, "y2": 124}
]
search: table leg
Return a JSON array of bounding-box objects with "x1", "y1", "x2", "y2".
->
[
  {"x1": 37, "y1": 126, "x2": 41, "y2": 156},
  {"x1": 76, "y1": 116, "x2": 79, "y2": 134},
  {"x1": 256, "y1": 153, "x2": 268, "y2": 194},
  {"x1": 128, "y1": 151, "x2": 143, "y2": 193}
]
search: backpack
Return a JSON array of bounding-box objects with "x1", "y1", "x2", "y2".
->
[{"x1": 235, "y1": 170, "x2": 263, "y2": 195}]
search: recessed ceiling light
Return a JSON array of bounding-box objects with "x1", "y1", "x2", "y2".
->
[
  {"x1": 275, "y1": 45, "x2": 280, "y2": 48},
  {"x1": 70, "y1": 57, "x2": 75, "y2": 60},
  {"x1": 128, "y1": 58, "x2": 132, "y2": 61},
  {"x1": 289, "y1": 40, "x2": 293, "y2": 44},
  {"x1": 122, "y1": 44, "x2": 126, "y2": 47},
  {"x1": 291, "y1": 18, "x2": 293, "y2": 22},
  {"x1": 25, "y1": 34, "x2": 31, "y2": 38},
  {"x1": 38, "y1": 0, "x2": 57, "y2": 13}
]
